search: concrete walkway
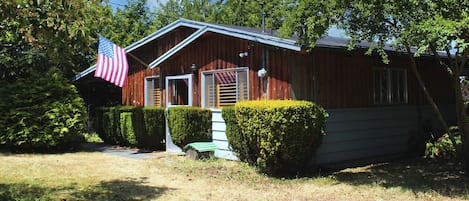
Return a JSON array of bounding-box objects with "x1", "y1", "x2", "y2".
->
[{"x1": 81, "y1": 143, "x2": 156, "y2": 159}]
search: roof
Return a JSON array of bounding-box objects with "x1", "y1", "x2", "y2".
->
[{"x1": 73, "y1": 19, "x2": 392, "y2": 81}]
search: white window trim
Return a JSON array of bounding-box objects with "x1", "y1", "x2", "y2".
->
[
  {"x1": 144, "y1": 75, "x2": 160, "y2": 107},
  {"x1": 201, "y1": 67, "x2": 249, "y2": 108},
  {"x1": 165, "y1": 74, "x2": 193, "y2": 107}
]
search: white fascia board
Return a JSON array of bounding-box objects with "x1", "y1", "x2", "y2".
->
[
  {"x1": 148, "y1": 26, "x2": 301, "y2": 68},
  {"x1": 149, "y1": 27, "x2": 208, "y2": 68},
  {"x1": 74, "y1": 19, "x2": 301, "y2": 81},
  {"x1": 73, "y1": 64, "x2": 96, "y2": 81},
  {"x1": 207, "y1": 28, "x2": 300, "y2": 51},
  {"x1": 180, "y1": 19, "x2": 300, "y2": 51},
  {"x1": 125, "y1": 20, "x2": 204, "y2": 52}
]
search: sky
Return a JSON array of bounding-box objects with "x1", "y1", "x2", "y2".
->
[{"x1": 109, "y1": 0, "x2": 166, "y2": 11}]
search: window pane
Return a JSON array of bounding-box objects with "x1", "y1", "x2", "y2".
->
[
  {"x1": 204, "y1": 74, "x2": 215, "y2": 107},
  {"x1": 391, "y1": 70, "x2": 399, "y2": 103},
  {"x1": 374, "y1": 69, "x2": 388, "y2": 104},
  {"x1": 398, "y1": 71, "x2": 407, "y2": 103},
  {"x1": 146, "y1": 79, "x2": 154, "y2": 106},
  {"x1": 237, "y1": 70, "x2": 248, "y2": 101},
  {"x1": 202, "y1": 68, "x2": 249, "y2": 108},
  {"x1": 153, "y1": 79, "x2": 161, "y2": 106},
  {"x1": 216, "y1": 71, "x2": 237, "y2": 107}
]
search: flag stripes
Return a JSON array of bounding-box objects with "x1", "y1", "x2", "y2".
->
[{"x1": 94, "y1": 36, "x2": 128, "y2": 87}]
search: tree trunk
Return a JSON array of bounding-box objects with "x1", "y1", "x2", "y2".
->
[
  {"x1": 452, "y1": 78, "x2": 469, "y2": 174},
  {"x1": 404, "y1": 46, "x2": 458, "y2": 148}
]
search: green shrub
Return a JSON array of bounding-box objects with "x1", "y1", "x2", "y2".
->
[
  {"x1": 142, "y1": 107, "x2": 166, "y2": 150},
  {"x1": 232, "y1": 100, "x2": 327, "y2": 174},
  {"x1": 166, "y1": 106, "x2": 212, "y2": 148},
  {"x1": 222, "y1": 106, "x2": 258, "y2": 163},
  {"x1": 119, "y1": 112, "x2": 138, "y2": 146},
  {"x1": 425, "y1": 131, "x2": 461, "y2": 159},
  {"x1": 95, "y1": 107, "x2": 110, "y2": 143},
  {"x1": 94, "y1": 106, "x2": 165, "y2": 150},
  {"x1": 0, "y1": 70, "x2": 86, "y2": 150}
]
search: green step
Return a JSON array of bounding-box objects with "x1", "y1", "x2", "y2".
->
[{"x1": 184, "y1": 142, "x2": 218, "y2": 152}]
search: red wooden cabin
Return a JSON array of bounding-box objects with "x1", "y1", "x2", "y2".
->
[{"x1": 75, "y1": 19, "x2": 455, "y2": 167}]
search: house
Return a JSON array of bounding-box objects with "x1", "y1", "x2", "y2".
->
[{"x1": 75, "y1": 19, "x2": 455, "y2": 167}]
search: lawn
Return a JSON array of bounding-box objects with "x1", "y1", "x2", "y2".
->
[{"x1": 0, "y1": 144, "x2": 468, "y2": 201}]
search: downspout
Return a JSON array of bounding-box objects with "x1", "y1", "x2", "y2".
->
[{"x1": 260, "y1": 2, "x2": 268, "y2": 99}]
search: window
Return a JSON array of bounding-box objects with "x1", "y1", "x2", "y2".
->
[
  {"x1": 202, "y1": 68, "x2": 249, "y2": 108},
  {"x1": 373, "y1": 68, "x2": 407, "y2": 104},
  {"x1": 144, "y1": 76, "x2": 161, "y2": 106}
]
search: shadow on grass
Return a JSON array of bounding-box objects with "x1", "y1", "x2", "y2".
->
[
  {"x1": 0, "y1": 178, "x2": 170, "y2": 201},
  {"x1": 332, "y1": 158, "x2": 469, "y2": 198}
]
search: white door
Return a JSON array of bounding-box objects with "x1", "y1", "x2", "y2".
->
[
  {"x1": 165, "y1": 74, "x2": 193, "y2": 106},
  {"x1": 164, "y1": 74, "x2": 193, "y2": 153}
]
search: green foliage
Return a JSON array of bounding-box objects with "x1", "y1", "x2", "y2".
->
[
  {"x1": 426, "y1": 132, "x2": 462, "y2": 159},
  {"x1": 226, "y1": 100, "x2": 327, "y2": 174},
  {"x1": 0, "y1": 70, "x2": 86, "y2": 150},
  {"x1": 142, "y1": 107, "x2": 166, "y2": 150},
  {"x1": 154, "y1": 0, "x2": 221, "y2": 27},
  {"x1": 102, "y1": 0, "x2": 157, "y2": 47},
  {"x1": 83, "y1": 132, "x2": 103, "y2": 143},
  {"x1": 120, "y1": 112, "x2": 138, "y2": 146},
  {"x1": 94, "y1": 106, "x2": 166, "y2": 150},
  {"x1": 166, "y1": 106, "x2": 212, "y2": 148},
  {"x1": 0, "y1": 0, "x2": 111, "y2": 80},
  {"x1": 222, "y1": 106, "x2": 258, "y2": 163},
  {"x1": 279, "y1": 0, "x2": 341, "y2": 49}
]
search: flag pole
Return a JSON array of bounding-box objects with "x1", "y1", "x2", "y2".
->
[{"x1": 127, "y1": 52, "x2": 150, "y2": 68}]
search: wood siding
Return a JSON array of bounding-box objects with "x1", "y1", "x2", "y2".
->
[
  {"x1": 124, "y1": 30, "x2": 295, "y2": 107},
  {"x1": 316, "y1": 104, "x2": 455, "y2": 167},
  {"x1": 123, "y1": 27, "x2": 196, "y2": 106}
]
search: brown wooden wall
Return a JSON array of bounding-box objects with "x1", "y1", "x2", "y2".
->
[
  {"x1": 124, "y1": 30, "x2": 295, "y2": 107},
  {"x1": 311, "y1": 48, "x2": 454, "y2": 108},
  {"x1": 122, "y1": 26, "x2": 454, "y2": 109},
  {"x1": 123, "y1": 27, "x2": 196, "y2": 106}
]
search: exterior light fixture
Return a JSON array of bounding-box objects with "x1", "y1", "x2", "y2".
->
[
  {"x1": 238, "y1": 52, "x2": 248, "y2": 58},
  {"x1": 257, "y1": 68, "x2": 267, "y2": 78},
  {"x1": 190, "y1": 64, "x2": 198, "y2": 74}
]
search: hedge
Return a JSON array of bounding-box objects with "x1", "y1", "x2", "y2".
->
[
  {"x1": 142, "y1": 107, "x2": 165, "y2": 150},
  {"x1": 166, "y1": 106, "x2": 212, "y2": 148},
  {"x1": 94, "y1": 106, "x2": 165, "y2": 150},
  {"x1": 224, "y1": 100, "x2": 327, "y2": 174},
  {"x1": 0, "y1": 70, "x2": 86, "y2": 151},
  {"x1": 222, "y1": 106, "x2": 258, "y2": 163}
]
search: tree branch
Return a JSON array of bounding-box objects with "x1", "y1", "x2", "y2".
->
[
  {"x1": 445, "y1": 45, "x2": 457, "y2": 72},
  {"x1": 405, "y1": 44, "x2": 462, "y2": 155},
  {"x1": 429, "y1": 44, "x2": 455, "y2": 80},
  {"x1": 457, "y1": 48, "x2": 469, "y2": 76}
]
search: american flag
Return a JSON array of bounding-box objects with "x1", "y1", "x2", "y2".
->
[{"x1": 94, "y1": 36, "x2": 128, "y2": 87}]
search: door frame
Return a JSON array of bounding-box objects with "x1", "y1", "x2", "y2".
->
[{"x1": 165, "y1": 74, "x2": 193, "y2": 107}]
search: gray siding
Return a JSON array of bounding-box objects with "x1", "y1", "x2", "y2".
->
[
  {"x1": 316, "y1": 105, "x2": 455, "y2": 166},
  {"x1": 210, "y1": 105, "x2": 455, "y2": 166},
  {"x1": 211, "y1": 109, "x2": 238, "y2": 160}
]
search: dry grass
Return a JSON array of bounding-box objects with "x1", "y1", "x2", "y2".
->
[{"x1": 0, "y1": 146, "x2": 468, "y2": 201}]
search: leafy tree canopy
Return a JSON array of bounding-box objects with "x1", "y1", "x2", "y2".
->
[
  {"x1": 0, "y1": 0, "x2": 111, "y2": 80},
  {"x1": 279, "y1": 0, "x2": 469, "y2": 173},
  {"x1": 102, "y1": 0, "x2": 158, "y2": 47}
]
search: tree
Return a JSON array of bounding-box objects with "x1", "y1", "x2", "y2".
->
[
  {"x1": 154, "y1": 0, "x2": 221, "y2": 27},
  {"x1": 0, "y1": 0, "x2": 111, "y2": 80},
  {"x1": 0, "y1": 1, "x2": 111, "y2": 151},
  {"x1": 280, "y1": 0, "x2": 469, "y2": 173},
  {"x1": 102, "y1": 0, "x2": 158, "y2": 47},
  {"x1": 215, "y1": 0, "x2": 286, "y2": 30},
  {"x1": 153, "y1": 0, "x2": 286, "y2": 30}
]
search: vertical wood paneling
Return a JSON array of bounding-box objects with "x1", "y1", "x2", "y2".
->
[{"x1": 122, "y1": 26, "x2": 454, "y2": 109}]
